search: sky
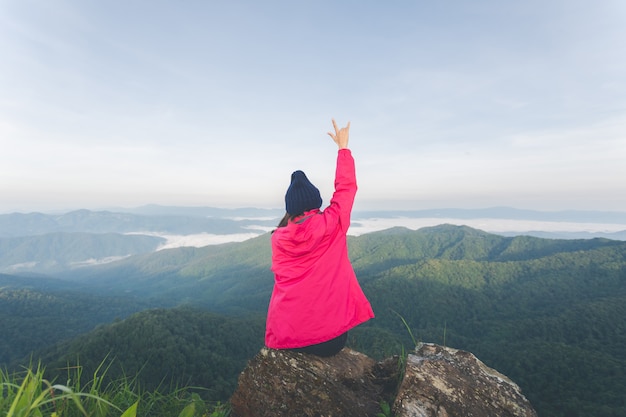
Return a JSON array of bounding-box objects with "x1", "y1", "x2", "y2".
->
[{"x1": 1, "y1": 0, "x2": 626, "y2": 214}]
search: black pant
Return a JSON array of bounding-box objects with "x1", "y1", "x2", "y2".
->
[{"x1": 291, "y1": 332, "x2": 348, "y2": 357}]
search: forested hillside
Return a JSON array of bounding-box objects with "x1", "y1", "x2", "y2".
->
[
  {"x1": 36, "y1": 308, "x2": 266, "y2": 401},
  {"x1": 351, "y1": 226, "x2": 626, "y2": 416},
  {"x1": 0, "y1": 274, "x2": 153, "y2": 364},
  {"x1": 0, "y1": 232, "x2": 164, "y2": 273},
  {"x1": 2, "y1": 225, "x2": 625, "y2": 416},
  {"x1": 59, "y1": 233, "x2": 275, "y2": 312}
]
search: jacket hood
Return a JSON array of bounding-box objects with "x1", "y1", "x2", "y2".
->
[{"x1": 272, "y1": 210, "x2": 325, "y2": 257}]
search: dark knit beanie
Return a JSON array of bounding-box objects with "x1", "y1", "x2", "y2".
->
[{"x1": 285, "y1": 170, "x2": 323, "y2": 215}]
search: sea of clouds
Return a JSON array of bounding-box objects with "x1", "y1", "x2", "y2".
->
[{"x1": 149, "y1": 217, "x2": 626, "y2": 249}]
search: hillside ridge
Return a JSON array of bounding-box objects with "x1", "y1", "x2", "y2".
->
[{"x1": 2, "y1": 225, "x2": 625, "y2": 416}]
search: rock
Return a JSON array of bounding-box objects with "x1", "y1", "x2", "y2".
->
[
  {"x1": 393, "y1": 343, "x2": 538, "y2": 417},
  {"x1": 230, "y1": 347, "x2": 400, "y2": 417},
  {"x1": 230, "y1": 343, "x2": 538, "y2": 417}
]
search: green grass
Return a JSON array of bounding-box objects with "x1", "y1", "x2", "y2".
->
[{"x1": 1, "y1": 362, "x2": 230, "y2": 417}]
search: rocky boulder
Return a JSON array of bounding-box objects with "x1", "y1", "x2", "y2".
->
[
  {"x1": 230, "y1": 343, "x2": 537, "y2": 417},
  {"x1": 230, "y1": 347, "x2": 399, "y2": 417},
  {"x1": 394, "y1": 343, "x2": 538, "y2": 417}
]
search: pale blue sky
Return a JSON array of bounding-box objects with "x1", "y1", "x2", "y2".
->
[{"x1": 1, "y1": 1, "x2": 625, "y2": 213}]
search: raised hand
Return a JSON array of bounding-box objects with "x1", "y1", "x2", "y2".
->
[{"x1": 327, "y1": 119, "x2": 350, "y2": 149}]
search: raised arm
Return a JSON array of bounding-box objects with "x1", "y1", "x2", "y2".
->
[{"x1": 325, "y1": 119, "x2": 356, "y2": 232}]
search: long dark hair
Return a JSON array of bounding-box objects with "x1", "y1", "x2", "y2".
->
[{"x1": 274, "y1": 212, "x2": 304, "y2": 231}]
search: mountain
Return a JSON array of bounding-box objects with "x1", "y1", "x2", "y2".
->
[
  {"x1": 0, "y1": 208, "x2": 275, "y2": 238},
  {"x1": 349, "y1": 226, "x2": 626, "y2": 416},
  {"x1": 2, "y1": 225, "x2": 626, "y2": 416},
  {"x1": 0, "y1": 232, "x2": 165, "y2": 274},
  {"x1": 0, "y1": 273, "x2": 153, "y2": 364},
  {"x1": 56, "y1": 233, "x2": 274, "y2": 312},
  {"x1": 55, "y1": 225, "x2": 626, "y2": 312},
  {"x1": 35, "y1": 307, "x2": 266, "y2": 401},
  {"x1": 0, "y1": 208, "x2": 279, "y2": 274},
  {"x1": 3, "y1": 206, "x2": 625, "y2": 276}
]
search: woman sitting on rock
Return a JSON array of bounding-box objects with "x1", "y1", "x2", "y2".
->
[{"x1": 265, "y1": 119, "x2": 375, "y2": 357}]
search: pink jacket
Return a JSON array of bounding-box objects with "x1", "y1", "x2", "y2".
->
[{"x1": 265, "y1": 149, "x2": 375, "y2": 349}]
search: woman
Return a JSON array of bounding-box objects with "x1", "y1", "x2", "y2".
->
[{"x1": 265, "y1": 119, "x2": 375, "y2": 356}]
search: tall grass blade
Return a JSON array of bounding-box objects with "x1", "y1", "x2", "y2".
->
[
  {"x1": 120, "y1": 400, "x2": 139, "y2": 417},
  {"x1": 391, "y1": 309, "x2": 418, "y2": 347},
  {"x1": 178, "y1": 401, "x2": 196, "y2": 417}
]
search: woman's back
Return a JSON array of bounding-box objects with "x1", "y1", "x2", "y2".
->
[{"x1": 265, "y1": 122, "x2": 374, "y2": 351}]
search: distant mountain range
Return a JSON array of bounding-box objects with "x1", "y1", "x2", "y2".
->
[
  {"x1": 1, "y1": 206, "x2": 625, "y2": 275},
  {"x1": 4, "y1": 205, "x2": 626, "y2": 234},
  {"x1": 0, "y1": 207, "x2": 278, "y2": 237}
]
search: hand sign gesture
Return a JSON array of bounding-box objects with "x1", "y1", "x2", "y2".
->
[{"x1": 327, "y1": 119, "x2": 350, "y2": 149}]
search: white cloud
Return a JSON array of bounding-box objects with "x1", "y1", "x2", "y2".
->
[{"x1": 348, "y1": 217, "x2": 626, "y2": 237}]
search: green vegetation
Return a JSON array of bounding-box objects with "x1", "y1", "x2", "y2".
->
[
  {"x1": 0, "y1": 362, "x2": 229, "y2": 416},
  {"x1": 0, "y1": 232, "x2": 165, "y2": 274},
  {"x1": 0, "y1": 284, "x2": 152, "y2": 365},
  {"x1": 37, "y1": 308, "x2": 266, "y2": 400},
  {"x1": 350, "y1": 227, "x2": 626, "y2": 416},
  {"x1": 2, "y1": 225, "x2": 626, "y2": 416}
]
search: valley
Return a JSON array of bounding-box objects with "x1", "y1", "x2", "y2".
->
[{"x1": 1, "y1": 207, "x2": 626, "y2": 416}]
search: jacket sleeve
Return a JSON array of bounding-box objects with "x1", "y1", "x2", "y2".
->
[{"x1": 325, "y1": 149, "x2": 357, "y2": 233}]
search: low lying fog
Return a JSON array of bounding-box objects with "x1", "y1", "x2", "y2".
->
[{"x1": 146, "y1": 217, "x2": 626, "y2": 249}]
